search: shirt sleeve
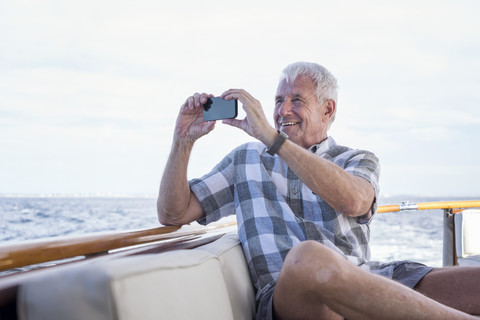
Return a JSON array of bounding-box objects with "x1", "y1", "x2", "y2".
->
[
  {"x1": 189, "y1": 148, "x2": 237, "y2": 225},
  {"x1": 343, "y1": 150, "x2": 381, "y2": 224}
]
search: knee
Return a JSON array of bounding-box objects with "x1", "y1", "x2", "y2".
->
[{"x1": 280, "y1": 241, "x2": 348, "y2": 290}]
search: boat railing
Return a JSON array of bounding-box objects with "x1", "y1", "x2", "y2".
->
[
  {"x1": 377, "y1": 200, "x2": 480, "y2": 267},
  {"x1": 0, "y1": 200, "x2": 479, "y2": 273},
  {"x1": 0, "y1": 200, "x2": 479, "y2": 320},
  {"x1": 377, "y1": 200, "x2": 480, "y2": 214},
  {"x1": 0, "y1": 221, "x2": 236, "y2": 272}
]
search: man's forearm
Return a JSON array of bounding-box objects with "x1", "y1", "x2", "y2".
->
[
  {"x1": 276, "y1": 139, "x2": 375, "y2": 217},
  {"x1": 157, "y1": 138, "x2": 199, "y2": 225},
  {"x1": 257, "y1": 127, "x2": 374, "y2": 217}
]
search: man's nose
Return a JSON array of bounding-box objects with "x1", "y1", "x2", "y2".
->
[{"x1": 278, "y1": 100, "x2": 292, "y2": 116}]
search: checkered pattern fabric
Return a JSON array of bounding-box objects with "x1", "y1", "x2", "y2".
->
[{"x1": 190, "y1": 137, "x2": 390, "y2": 296}]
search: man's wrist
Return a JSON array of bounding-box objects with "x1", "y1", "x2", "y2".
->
[
  {"x1": 172, "y1": 136, "x2": 195, "y2": 152},
  {"x1": 266, "y1": 130, "x2": 288, "y2": 155}
]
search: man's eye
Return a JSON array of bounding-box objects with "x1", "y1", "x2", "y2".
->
[{"x1": 275, "y1": 99, "x2": 284, "y2": 105}]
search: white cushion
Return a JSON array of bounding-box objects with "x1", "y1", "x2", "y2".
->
[
  {"x1": 18, "y1": 232, "x2": 255, "y2": 320},
  {"x1": 455, "y1": 210, "x2": 480, "y2": 265},
  {"x1": 457, "y1": 255, "x2": 480, "y2": 266},
  {"x1": 195, "y1": 233, "x2": 256, "y2": 319}
]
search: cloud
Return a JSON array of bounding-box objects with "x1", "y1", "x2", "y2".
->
[
  {"x1": 1, "y1": 0, "x2": 479, "y2": 195},
  {"x1": 407, "y1": 127, "x2": 452, "y2": 142}
]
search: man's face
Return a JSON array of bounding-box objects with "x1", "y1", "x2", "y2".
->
[{"x1": 274, "y1": 75, "x2": 333, "y2": 149}]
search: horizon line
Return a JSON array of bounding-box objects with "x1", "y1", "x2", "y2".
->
[{"x1": 1, "y1": 193, "x2": 478, "y2": 200}]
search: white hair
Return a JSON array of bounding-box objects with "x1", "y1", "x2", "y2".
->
[{"x1": 279, "y1": 62, "x2": 338, "y2": 127}]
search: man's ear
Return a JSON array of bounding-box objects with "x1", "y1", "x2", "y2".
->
[{"x1": 323, "y1": 100, "x2": 336, "y2": 120}]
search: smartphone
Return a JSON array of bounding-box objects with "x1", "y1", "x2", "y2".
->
[{"x1": 203, "y1": 97, "x2": 238, "y2": 121}]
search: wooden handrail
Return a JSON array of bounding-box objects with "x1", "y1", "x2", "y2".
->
[
  {"x1": 1, "y1": 200, "x2": 479, "y2": 272},
  {"x1": 0, "y1": 223, "x2": 235, "y2": 272}
]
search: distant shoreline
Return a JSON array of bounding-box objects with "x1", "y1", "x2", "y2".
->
[
  {"x1": 0, "y1": 193, "x2": 157, "y2": 198},
  {"x1": 1, "y1": 193, "x2": 478, "y2": 202}
]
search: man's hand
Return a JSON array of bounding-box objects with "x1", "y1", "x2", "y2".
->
[
  {"x1": 175, "y1": 92, "x2": 216, "y2": 143},
  {"x1": 221, "y1": 89, "x2": 277, "y2": 145},
  {"x1": 158, "y1": 92, "x2": 214, "y2": 226}
]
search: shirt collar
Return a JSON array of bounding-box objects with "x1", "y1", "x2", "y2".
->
[{"x1": 308, "y1": 136, "x2": 336, "y2": 155}]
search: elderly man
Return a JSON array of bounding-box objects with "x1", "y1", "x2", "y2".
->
[{"x1": 158, "y1": 62, "x2": 479, "y2": 319}]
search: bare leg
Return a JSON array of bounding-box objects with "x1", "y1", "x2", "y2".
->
[
  {"x1": 273, "y1": 241, "x2": 476, "y2": 320},
  {"x1": 415, "y1": 266, "x2": 480, "y2": 315}
]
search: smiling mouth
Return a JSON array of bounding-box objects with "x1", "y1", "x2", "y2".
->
[{"x1": 280, "y1": 121, "x2": 300, "y2": 127}]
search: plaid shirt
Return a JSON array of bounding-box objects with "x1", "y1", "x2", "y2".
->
[{"x1": 190, "y1": 137, "x2": 391, "y2": 297}]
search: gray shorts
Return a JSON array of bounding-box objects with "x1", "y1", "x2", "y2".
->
[{"x1": 255, "y1": 261, "x2": 433, "y2": 320}]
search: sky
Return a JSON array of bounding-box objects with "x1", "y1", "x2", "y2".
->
[{"x1": 1, "y1": 0, "x2": 479, "y2": 198}]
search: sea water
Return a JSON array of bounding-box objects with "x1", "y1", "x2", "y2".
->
[{"x1": 1, "y1": 195, "x2": 477, "y2": 268}]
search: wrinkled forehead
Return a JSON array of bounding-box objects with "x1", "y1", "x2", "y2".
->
[{"x1": 276, "y1": 74, "x2": 317, "y2": 98}]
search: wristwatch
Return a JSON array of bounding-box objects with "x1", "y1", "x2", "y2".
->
[{"x1": 266, "y1": 130, "x2": 288, "y2": 156}]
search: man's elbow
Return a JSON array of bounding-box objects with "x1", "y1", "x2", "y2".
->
[
  {"x1": 157, "y1": 211, "x2": 185, "y2": 226},
  {"x1": 156, "y1": 206, "x2": 169, "y2": 225},
  {"x1": 157, "y1": 201, "x2": 184, "y2": 226},
  {"x1": 341, "y1": 180, "x2": 375, "y2": 217},
  {"x1": 341, "y1": 196, "x2": 373, "y2": 218},
  {"x1": 157, "y1": 211, "x2": 172, "y2": 226}
]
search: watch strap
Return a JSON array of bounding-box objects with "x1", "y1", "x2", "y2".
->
[{"x1": 266, "y1": 130, "x2": 288, "y2": 155}]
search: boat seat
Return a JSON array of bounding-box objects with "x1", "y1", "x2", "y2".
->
[
  {"x1": 455, "y1": 209, "x2": 480, "y2": 266},
  {"x1": 18, "y1": 231, "x2": 256, "y2": 320}
]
